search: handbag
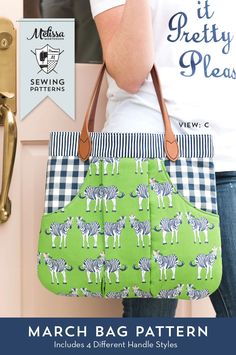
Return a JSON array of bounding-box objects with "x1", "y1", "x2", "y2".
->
[{"x1": 37, "y1": 63, "x2": 222, "y2": 300}]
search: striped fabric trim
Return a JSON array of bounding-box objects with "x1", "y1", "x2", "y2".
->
[{"x1": 49, "y1": 132, "x2": 214, "y2": 158}]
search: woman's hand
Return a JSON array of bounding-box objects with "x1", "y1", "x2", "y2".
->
[{"x1": 93, "y1": 0, "x2": 154, "y2": 93}]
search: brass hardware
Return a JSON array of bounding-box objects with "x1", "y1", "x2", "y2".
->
[
  {"x1": 0, "y1": 18, "x2": 16, "y2": 114},
  {"x1": 0, "y1": 92, "x2": 14, "y2": 99},
  {"x1": 0, "y1": 104, "x2": 17, "y2": 223},
  {"x1": 0, "y1": 32, "x2": 13, "y2": 49},
  {"x1": 0, "y1": 18, "x2": 17, "y2": 224}
]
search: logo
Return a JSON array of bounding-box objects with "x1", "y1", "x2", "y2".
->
[
  {"x1": 31, "y1": 44, "x2": 64, "y2": 74},
  {"x1": 20, "y1": 19, "x2": 75, "y2": 120},
  {"x1": 27, "y1": 26, "x2": 65, "y2": 40}
]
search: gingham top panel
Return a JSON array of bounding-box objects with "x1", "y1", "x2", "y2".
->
[
  {"x1": 44, "y1": 157, "x2": 217, "y2": 215},
  {"x1": 49, "y1": 132, "x2": 214, "y2": 158}
]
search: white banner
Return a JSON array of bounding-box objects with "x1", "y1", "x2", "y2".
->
[{"x1": 19, "y1": 19, "x2": 75, "y2": 120}]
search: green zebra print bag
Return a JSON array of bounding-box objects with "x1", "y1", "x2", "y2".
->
[{"x1": 37, "y1": 64, "x2": 222, "y2": 300}]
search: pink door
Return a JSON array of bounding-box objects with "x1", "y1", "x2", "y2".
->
[{"x1": 0, "y1": 2, "x2": 215, "y2": 317}]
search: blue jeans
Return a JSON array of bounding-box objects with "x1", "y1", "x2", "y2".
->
[{"x1": 122, "y1": 171, "x2": 236, "y2": 317}]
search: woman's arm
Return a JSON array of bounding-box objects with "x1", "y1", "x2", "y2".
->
[{"x1": 94, "y1": 0, "x2": 154, "y2": 93}]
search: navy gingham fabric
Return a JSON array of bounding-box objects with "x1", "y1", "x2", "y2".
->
[
  {"x1": 164, "y1": 158, "x2": 217, "y2": 214},
  {"x1": 44, "y1": 157, "x2": 90, "y2": 214},
  {"x1": 44, "y1": 157, "x2": 217, "y2": 215}
]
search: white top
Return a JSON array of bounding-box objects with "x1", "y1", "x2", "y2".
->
[{"x1": 89, "y1": 0, "x2": 236, "y2": 171}]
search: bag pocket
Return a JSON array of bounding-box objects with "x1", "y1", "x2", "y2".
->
[
  {"x1": 37, "y1": 156, "x2": 106, "y2": 297},
  {"x1": 148, "y1": 158, "x2": 222, "y2": 300}
]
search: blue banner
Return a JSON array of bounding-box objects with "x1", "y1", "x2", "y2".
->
[
  {"x1": 19, "y1": 19, "x2": 75, "y2": 120},
  {"x1": 0, "y1": 317, "x2": 235, "y2": 354}
]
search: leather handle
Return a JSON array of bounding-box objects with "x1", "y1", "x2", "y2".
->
[
  {"x1": 78, "y1": 63, "x2": 179, "y2": 161},
  {"x1": 150, "y1": 65, "x2": 179, "y2": 161},
  {"x1": 78, "y1": 64, "x2": 105, "y2": 161}
]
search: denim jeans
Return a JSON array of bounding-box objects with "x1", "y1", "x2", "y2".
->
[{"x1": 122, "y1": 171, "x2": 236, "y2": 317}]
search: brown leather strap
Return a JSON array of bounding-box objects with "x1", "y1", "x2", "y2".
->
[
  {"x1": 150, "y1": 65, "x2": 179, "y2": 161},
  {"x1": 78, "y1": 63, "x2": 179, "y2": 161},
  {"x1": 78, "y1": 64, "x2": 105, "y2": 161}
]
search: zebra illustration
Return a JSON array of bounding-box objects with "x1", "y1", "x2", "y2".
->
[
  {"x1": 78, "y1": 253, "x2": 105, "y2": 284},
  {"x1": 134, "y1": 158, "x2": 148, "y2": 174},
  {"x1": 156, "y1": 158, "x2": 163, "y2": 172},
  {"x1": 89, "y1": 157, "x2": 100, "y2": 176},
  {"x1": 186, "y1": 212, "x2": 215, "y2": 244},
  {"x1": 129, "y1": 215, "x2": 151, "y2": 247},
  {"x1": 132, "y1": 285, "x2": 152, "y2": 298},
  {"x1": 106, "y1": 287, "x2": 130, "y2": 298},
  {"x1": 186, "y1": 284, "x2": 210, "y2": 300},
  {"x1": 153, "y1": 250, "x2": 184, "y2": 281},
  {"x1": 58, "y1": 288, "x2": 79, "y2": 297},
  {"x1": 134, "y1": 158, "x2": 162, "y2": 174},
  {"x1": 130, "y1": 184, "x2": 149, "y2": 211},
  {"x1": 104, "y1": 216, "x2": 126, "y2": 249},
  {"x1": 149, "y1": 178, "x2": 176, "y2": 208},
  {"x1": 89, "y1": 157, "x2": 120, "y2": 176},
  {"x1": 79, "y1": 185, "x2": 125, "y2": 213},
  {"x1": 76, "y1": 216, "x2": 103, "y2": 248},
  {"x1": 133, "y1": 258, "x2": 151, "y2": 283},
  {"x1": 103, "y1": 158, "x2": 120, "y2": 175},
  {"x1": 101, "y1": 252, "x2": 128, "y2": 284},
  {"x1": 67, "y1": 288, "x2": 79, "y2": 297},
  {"x1": 157, "y1": 284, "x2": 184, "y2": 299},
  {"x1": 59, "y1": 288, "x2": 79, "y2": 297},
  {"x1": 80, "y1": 287, "x2": 102, "y2": 298},
  {"x1": 43, "y1": 253, "x2": 73, "y2": 285},
  {"x1": 189, "y1": 247, "x2": 218, "y2": 280},
  {"x1": 45, "y1": 217, "x2": 73, "y2": 249},
  {"x1": 154, "y1": 212, "x2": 182, "y2": 245},
  {"x1": 37, "y1": 252, "x2": 41, "y2": 267}
]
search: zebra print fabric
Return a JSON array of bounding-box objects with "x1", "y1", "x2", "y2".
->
[{"x1": 39, "y1": 139, "x2": 222, "y2": 298}]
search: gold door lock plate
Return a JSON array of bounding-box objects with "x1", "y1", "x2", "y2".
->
[
  {"x1": 0, "y1": 18, "x2": 17, "y2": 224},
  {"x1": 0, "y1": 17, "x2": 16, "y2": 114}
]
